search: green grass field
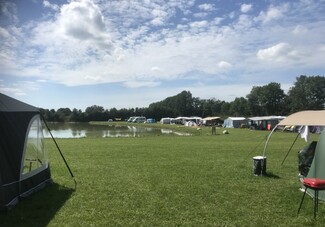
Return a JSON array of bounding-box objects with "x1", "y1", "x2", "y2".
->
[{"x1": 1, "y1": 125, "x2": 324, "y2": 226}]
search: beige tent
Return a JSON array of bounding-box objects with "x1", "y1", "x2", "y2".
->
[
  {"x1": 262, "y1": 110, "x2": 325, "y2": 200},
  {"x1": 277, "y1": 110, "x2": 325, "y2": 126}
]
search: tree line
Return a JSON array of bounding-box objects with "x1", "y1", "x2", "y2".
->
[{"x1": 40, "y1": 75, "x2": 325, "y2": 122}]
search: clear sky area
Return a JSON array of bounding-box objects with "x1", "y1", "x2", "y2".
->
[{"x1": 1, "y1": 0, "x2": 324, "y2": 110}]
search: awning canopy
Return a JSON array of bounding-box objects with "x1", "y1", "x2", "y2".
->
[
  {"x1": 278, "y1": 110, "x2": 325, "y2": 126},
  {"x1": 249, "y1": 116, "x2": 285, "y2": 121},
  {"x1": 226, "y1": 117, "x2": 246, "y2": 120},
  {"x1": 202, "y1": 116, "x2": 221, "y2": 121}
]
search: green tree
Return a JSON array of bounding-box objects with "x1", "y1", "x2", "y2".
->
[
  {"x1": 288, "y1": 75, "x2": 325, "y2": 112},
  {"x1": 229, "y1": 97, "x2": 250, "y2": 116},
  {"x1": 261, "y1": 82, "x2": 287, "y2": 115},
  {"x1": 55, "y1": 108, "x2": 72, "y2": 122},
  {"x1": 246, "y1": 86, "x2": 264, "y2": 116},
  {"x1": 85, "y1": 105, "x2": 106, "y2": 121},
  {"x1": 148, "y1": 90, "x2": 194, "y2": 118},
  {"x1": 220, "y1": 102, "x2": 231, "y2": 116},
  {"x1": 247, "y1": 82, "x2": 287, "y2": 116},
  {"x1": 70, "y1": 108, "x2": 84, "y2": 122}
]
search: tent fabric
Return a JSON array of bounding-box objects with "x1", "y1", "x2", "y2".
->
[
  {"x1": 306, "y1": 129, "x2": 325, "y2": 200},
  {"x1": 278, "y1": 110, "x2": 325, "y2": 126},
  {"x1": 0, "y1": 93, "x2": 39, "y2": 112},
  {"x1": 0, "y1": 93, "x2": 52, "y2": 211}
]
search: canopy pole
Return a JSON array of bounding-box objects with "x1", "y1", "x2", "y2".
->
[
  {"x1": 262, "y1": 124, "x2": 278, "y2": 158},
  {"x1": 281, "y1": 132, "x2": 300, "y2": 165},
  {"x1": 41, "y1": 115, "x2": 77, "y2": 190}
]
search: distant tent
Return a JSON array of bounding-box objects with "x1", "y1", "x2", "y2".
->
[
  {"x1": 146, "y1": 118, "x2": 156, "y2": 123},
  {"x1": 248, "y1": 116, "x2": 285, "y2": 130},
  {"x1": 223, "y1": 117, "x2": 247, "y2": 128},
  {"x1": 160, "y1": 118, "x2": 173, "y2": 124},
  {"x1": 0, "y1": 93, "x2": 52, "y2": 210},
  {"x1": 174, "y1": 116, "x2": 202, "y2": 125},
  {"x1": 202, "y1": 116, "x2": 222, "y2": 126}
]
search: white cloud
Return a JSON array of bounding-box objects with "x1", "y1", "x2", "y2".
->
[
  {"x1": 58, "y1": 0, "x2": 109, "y2": 42},
  {"x1": 293, "y1": 25, "x2": 308, "y2": 35},
  {"x1": 256, "y1": 4, "x2": 288, "y2": 23},
  {"x1": 32, "y1": 0, "x2": 111, "y2": 48},
  {"x1": 123, "y1": 80, "x2": 160, "y2": 88},
  {"x1": 151, "y1": 8, "x2": 168, "y2": 26},
  {"x1": 218, "y1": 61, "x2": 232, "y2": 69},
  {"x1": 189, "y1": 20, "x2": 208, "y2": 28},
  {"x1": 198, "y1": 4, "x2": 215, "y2": 11},
  {"x1": 1, "y1": 0, "x2": 325, "y2": 100},
  {"x1": 43, "y1": 0, "x2": 59, "y2": 11},
  {"x1": 193, "y1": 12, "x2": 209, "y2": 18},
  {"x1": 0, "y1": 25, "x2": 21, "y2": 73},
  {"x1": 241, "y1": 4, "x2": 252, "y2": 13},
  {"x1": 0, "y1": 81, "x2": 40, "y2": 97},
  {"x1": 257, "y1": 43, "x2": 299, "y2": 62},
  {"x1": 151, "y1": 17, "x2": 165, "y2": 26}
]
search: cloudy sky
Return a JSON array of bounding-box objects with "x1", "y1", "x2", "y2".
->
[{"x1": 1, "y1": 0, "x2": 324, "y2": 110}]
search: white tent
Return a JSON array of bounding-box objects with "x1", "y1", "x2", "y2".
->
[
  {"x1": 202, "y1": 116, "x2": 222, "y2": 126},
  {"x1": 223, "y1": 117, "x2": 247, "y2": 128}
]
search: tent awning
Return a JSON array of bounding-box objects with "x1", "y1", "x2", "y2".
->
[
  {"x1": 203, "y1": 116, "x2": 221, "y2": 121},
  {"x1": 249, "y1": 116, "x2": 285, "y2": 121},
  {"x1": 278, "y1": 110, "x2": 325, "y2": 126},
  {"x1": 226, "y1": 117, "x2": 246, "y2": 121}
]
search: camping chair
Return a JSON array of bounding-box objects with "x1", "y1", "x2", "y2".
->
[{"x1": 297, "y1": 178, "x2": 325, "y2": 218}]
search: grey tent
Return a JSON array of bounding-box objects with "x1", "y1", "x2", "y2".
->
[
  {"x1": 223, "y1": 117, "x2": 247, "y2": 128},
  {"x1": 0, "y1": 93, "x2": 52, "y2": 210},
  {"x1": 263, "y1": 110, "x2": 325, "y2": 200}
]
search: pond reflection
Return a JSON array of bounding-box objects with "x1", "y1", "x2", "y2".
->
[{"x1": 43, "y1": 123, "x2": 190, "y2": 138}]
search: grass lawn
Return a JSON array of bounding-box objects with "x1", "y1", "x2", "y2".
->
[{"x1": 1, "y1": 125, "x2": 324, "y2": 226}]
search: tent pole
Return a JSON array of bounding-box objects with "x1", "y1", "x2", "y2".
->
[
  {"x1": 262, "y1": 124, "x2": 278, "y2": 158},
  {"x1": 261, "y1": 125, "x2": 278, "y2": 175},
  {"x1": 41, "y1": 115, "x2": 77, "y2": 190},
  {"x1": 281, "y1": 133, "x2": 300, "y2": 165}
]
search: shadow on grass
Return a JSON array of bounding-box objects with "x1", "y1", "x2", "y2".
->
[
  {"x1": 0, "y1": 182, "x2": 74, "y2": 227},
  {"x1": 263, "y1": 172, "x2": 281, "y2": 179}
]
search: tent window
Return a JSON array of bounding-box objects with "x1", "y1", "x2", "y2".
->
[{"x1": 22, "y1": 116, "x2": 48, "y2": 175}]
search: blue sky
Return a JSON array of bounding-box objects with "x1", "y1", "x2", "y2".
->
[{"x1": 1, "y1": 0, "x2": 324, "y2": 110}]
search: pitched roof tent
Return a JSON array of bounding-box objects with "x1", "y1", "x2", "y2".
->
[
  {"x1": 223, "y1": 117, "x2": 248, "y2": 128},
  {"x1": 0, "y1": 93, "x2": 52, "y2": 210},
  {"x1": 0, "y1": 93, "x2": 39, "y2": 112}
]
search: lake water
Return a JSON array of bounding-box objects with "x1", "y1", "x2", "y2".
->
[{"x1": 43, "y1": 123, "x2": 190, "y2": 138}]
